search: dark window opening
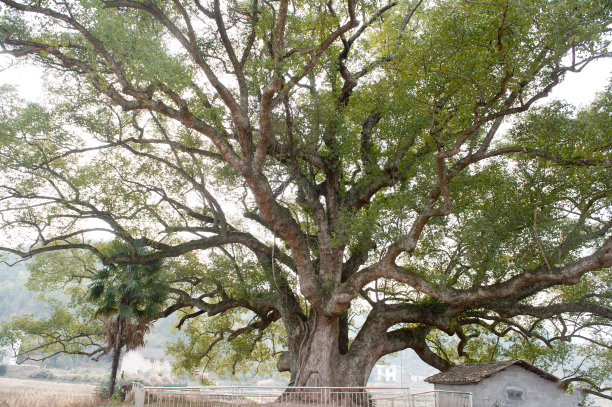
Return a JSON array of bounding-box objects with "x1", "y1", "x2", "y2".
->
[{"x1": 506, "y1": 390, "x2": 524, "y2": 400}]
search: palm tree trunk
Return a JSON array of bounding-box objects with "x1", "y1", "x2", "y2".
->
[{"x1": 109, "y1": 318, "x2": 125, "y2": 398}]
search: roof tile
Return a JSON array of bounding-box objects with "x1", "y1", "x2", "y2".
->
[{"x1": 425, "y1": 359, "x2": 559, "y2": 385}]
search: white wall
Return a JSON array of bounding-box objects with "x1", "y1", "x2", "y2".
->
[
  {"x1": 372, "y1": 365, "x2": 399, "y2": 383},
  {"x1": 435, "y1": 365, "x2": 582, "y2": 407},
  {"x1": 0, "y1": 343, "x2": 19, "y2": 365},
  {"x1": 121, "y1": 351, "x2": 149, "y2": 375},
  {"x1": 121, "y1": 350, "x2": 173, "y2": 376}
]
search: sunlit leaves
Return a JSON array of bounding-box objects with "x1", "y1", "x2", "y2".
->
[
  {"x1": 168, "y1": 310, "x2": 286, "y2": 382},
  {"x1": 0, "y1": 306, "x2": 105, "y2": 361}
]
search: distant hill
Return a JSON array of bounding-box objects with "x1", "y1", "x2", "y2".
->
[{"x1": 0, "y1": 261, "x2": 47, "y2": 321}]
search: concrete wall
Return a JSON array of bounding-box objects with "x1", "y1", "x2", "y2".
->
[{"x1": 435, "y1": 365, "x2": 583, "y2": 407}]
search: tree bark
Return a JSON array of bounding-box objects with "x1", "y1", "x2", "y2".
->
[
  {"x1": 108, "y1": 319, "x2": 125, "y2": 398},
  {"x1": 109, "y1": 344, "x2": 122, "y2": 398},
  {"x1": 276, "y1": 312, "x2": 385, "y2": 407},
  {"x1": 283, "y1": 312, "x2": 378, "y2": 388},
  {"x1": 290, "y1": 313, "x2": 342, "y2": 386}
]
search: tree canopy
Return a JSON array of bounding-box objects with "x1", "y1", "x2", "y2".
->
[{"x1": 0, "y1": 0, "x2": 611, "y2": 397}]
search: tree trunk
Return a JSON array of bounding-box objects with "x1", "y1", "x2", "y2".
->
[
  {"x1": 109, "y1": 344, "x2": 122, "y2": 398},
  {"x1": 284, "y1": 313, "x2": 375, "y2": 388},
  {"x1": 279, "y1": 307, "x2": 403, "y2": 391},
  {"x1": 277, "y1": 313, "x2": 379, "y2": 406},
  {"x1": 293, "y1": 313, "x2": 342, "y2": 387},
  {"x1": 108, "y1": 319, "x2": 125, "y2": 398}
]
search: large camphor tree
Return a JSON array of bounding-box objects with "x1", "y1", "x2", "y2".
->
[{"x1": 0, "y1": 0, "x2": 611, "y2": 392}]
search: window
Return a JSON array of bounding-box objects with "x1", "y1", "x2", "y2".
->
[
  {"x1": 506, "y1": 390, "x2": 523, "y2": 400},
  {"x1": 505, "y1": 386, "x2": 525, "y2": 401}
]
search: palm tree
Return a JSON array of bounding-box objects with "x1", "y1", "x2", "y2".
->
[
  {"x1": 89, "y1": 240, "x2": 168, "y2": 398},
  {"x1": 99, "y1": 316, "x2": 149, "y2": 398}
]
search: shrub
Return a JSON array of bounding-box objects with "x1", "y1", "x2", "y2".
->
[
  {"x1": 0, "y1": 364, "x2": 7, "y2": 376},
  {"x1": 94, "y1": 379, "x2": 116, "y2": 401},
  {"x1": 29, "y1": 370, "x2": 55, "y2": 380},
  {"x1": 94, "y1": 375, "x2": 126, "y2": 401}
]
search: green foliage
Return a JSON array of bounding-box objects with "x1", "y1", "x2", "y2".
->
[
  {"x1": 89, "y1": 240, "x2": 169, "y2": 322},
  {"x1": 0, "y1": 305, "x2": 104, "y2": 361},
  {"x1": 94, "y1": 374, "x2": 124, "y2": 401},
  {"x1": 168, "y1": 310, "x2": 286, "y2": 381}
]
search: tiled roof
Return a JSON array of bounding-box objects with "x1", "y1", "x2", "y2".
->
[{"x1": 425, "y1": 359, "x2": 559, "y2": 385}]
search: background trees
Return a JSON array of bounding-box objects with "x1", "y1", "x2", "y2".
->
[{"x1": 0, "y1": 0, "x2": 610, "y2": 396}]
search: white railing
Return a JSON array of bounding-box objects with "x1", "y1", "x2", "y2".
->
[
  {"x1": 132, "y1": 384, "x2": 472, "y2": 407},
  {"x1": 403, "y1": 390, "x2": 473, "y2": 407}
]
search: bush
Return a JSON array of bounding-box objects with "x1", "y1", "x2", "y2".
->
[
  {"x1": 0, "y1": 364, "x2": 7, "y2": 376},
  {"x1": 94, "y1": 379, "x2": 116, "y2": 401},
  {"x1": 94, "y1": 375, "x2": 126, "y2": 401},
  {"x1": 29, "y1": 370, "x2": 55, "y2": 380}
]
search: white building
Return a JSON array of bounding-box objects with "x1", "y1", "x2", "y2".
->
[
  {"x1": 120, "y1": 347, "x2": 173, "y2": 376},
  {"x1": 372, "y1": 364, "x2": 398, "y2": 383},
  {"x1": 0, "y1": 340, "x2": 20, "y2": 365},
  {"x1": 425, "y1": 359, "x2": 584, "y2": 407}
]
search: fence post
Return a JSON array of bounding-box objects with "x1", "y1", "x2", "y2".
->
[{"x1": 134, "y1": 383, "x2": 144, "y2": 407}]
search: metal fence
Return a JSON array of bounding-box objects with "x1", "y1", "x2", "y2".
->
[{"x1": 132, "y1": 384, "x2": 472, "y2": 407}]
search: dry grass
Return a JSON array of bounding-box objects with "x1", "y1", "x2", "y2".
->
[{"x1": 0, "y1": 377, "x2": 100, "y2": 407}]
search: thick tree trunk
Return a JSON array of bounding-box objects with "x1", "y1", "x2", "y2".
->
[
  {"x1": 282, "y1": 313, "x2": 375, "y2": 388},
  {"x1": 277, "y1": 313, "x2": 378, "y2": 407},
  {"x1": 293, "y1": 313, "x2": 344, "y2": 387}
]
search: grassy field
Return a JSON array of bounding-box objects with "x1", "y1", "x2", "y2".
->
[{"x1": 0, "y1": 377, "x2": 107, "y2": 407}]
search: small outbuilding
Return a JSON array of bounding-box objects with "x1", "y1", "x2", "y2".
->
[{"x1": 425, "y1": 359, "x2": 583, "y2": 407}]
